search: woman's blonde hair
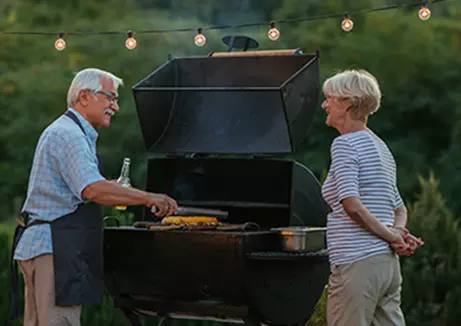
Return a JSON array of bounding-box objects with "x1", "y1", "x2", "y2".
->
[{"x1": 322, "y1": 69, "x2": 381, "y2": 120}]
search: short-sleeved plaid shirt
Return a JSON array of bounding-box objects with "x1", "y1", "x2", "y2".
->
[{"x1": 14, "y1": 108, "x2": 105, "y2": 261}]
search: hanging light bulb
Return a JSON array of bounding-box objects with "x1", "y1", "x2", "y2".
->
[
  {"x1": 341, "y1": 13, "x2": 354, "y2": 32},
  {"x1": 268, "y1": 21, "x2": 280, "y2": 41},
  {"x1": 54, "y1": 33, "x2": 66, "y2": 51},
  {"x1": 125, "y1": 30, "x2": 137, "y2": 50},
  {"x1": 194, "y1": 28, "x2": 206, "y2": 47},
  {"x1": 418, "y1": 2, "x2": 431, "y2": 21}
]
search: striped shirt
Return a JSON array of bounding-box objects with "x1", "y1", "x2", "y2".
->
[
  {"x1": 321, "y1": 129, "x2": 403, "y2": 266},
  {"x1": 14, "y1": 108, "x2": 105, "y2": 261}
]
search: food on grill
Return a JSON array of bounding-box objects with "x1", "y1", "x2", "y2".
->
[
  {"x1": 161, "y1": 216, "x2": 220, "y2": 226},
  {"x1": 133, "y1": 221, "x2": 158, "y2": 228},
  {"x1": 148, "y1": 224, "x2": 184, "y2": 231}
]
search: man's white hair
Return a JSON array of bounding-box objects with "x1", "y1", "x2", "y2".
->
[{"x1": 67, "y1": 68, "x2": 124, "y2": 107}]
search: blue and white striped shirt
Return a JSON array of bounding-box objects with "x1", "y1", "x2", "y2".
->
[
  {"x1": 14, "y1": 108, "x2": 105, "y2": 261},
  {"x1": 321, "y1": 130, "x2": 403, "y2": 266}
]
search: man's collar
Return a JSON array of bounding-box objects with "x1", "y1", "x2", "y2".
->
[{"x1": 67, "y1": 107, "x2": 99, "y2": 140}]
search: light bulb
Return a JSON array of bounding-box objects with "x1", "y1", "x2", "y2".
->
[
  {"x1": 268, "y1": 22, "x2": 280, "y2": 41},
  {"x1": 125, "y1": 37, "x2": 137, "y2": 49},
  {"x1": 341, "y1": 17, "x2": 354, "y2": 32},
  {"x1": 418, "y1": 6, "x2": 431, "y2": 20},
  {"x1": 125, "y1": 31, "x2": 137, "y2": 50},
  {"x1": 54, "y1": 34, "x2": 66, "y2": 51},
  {"x1": 194, "y1": 28, "x2": 206, "y2": 47},
  {"x1": 268, "y1": 28, "x2": 280, "y2": 41}
]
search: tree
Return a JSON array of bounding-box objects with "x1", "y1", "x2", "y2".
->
[
  {"x1": 0, "y1": 0, "x2": 220, "y2": 219},
  {"x1": 401, "y1": 173, "x2": 461, "y2": 326},
  {"x1": 275, "y1": 2, "x2": 461, "y2": 215}
]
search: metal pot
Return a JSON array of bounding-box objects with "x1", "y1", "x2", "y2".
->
[{"x1": 271, "y1": 226, "x2": 327, "y2": 252}]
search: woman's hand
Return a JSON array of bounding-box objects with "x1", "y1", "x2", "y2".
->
[
  {"x1": 389, "y1": 226, "x2": 424, "y2": 256},
  {"x1": 394, "y1": 226, "x2": 424, "y2": 249},
  {"x1": 388, "y1": 228, "x2": 413, "y2": 256}
]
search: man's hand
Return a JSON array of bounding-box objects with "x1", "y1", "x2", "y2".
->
[{"x1": 146, "y1": 193, "x2": 178, "y2": 217}]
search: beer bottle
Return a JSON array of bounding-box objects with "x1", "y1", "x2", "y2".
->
[{"x1": 115, "y1": 157, "x2": 131, "y2": 210}]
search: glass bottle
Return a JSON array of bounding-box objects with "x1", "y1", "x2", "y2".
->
[{"x1": 115, "y1": 157, "x2": 131, "y2": 210}]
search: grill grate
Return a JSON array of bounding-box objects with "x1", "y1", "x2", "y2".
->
[{"x1": 247, "y1": 249, "x2": 328, "y2": 261}]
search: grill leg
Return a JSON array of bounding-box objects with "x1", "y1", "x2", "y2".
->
[{"x1": 119, "y1": 308, "x2": 142, "y2": 326}]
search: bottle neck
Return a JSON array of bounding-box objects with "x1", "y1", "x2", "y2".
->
[
  {"x1": 117, "y1": 158, "x2": 131, "y2": 186},
  {"x1": 120, "y1": 163, "x2": 130, "y2": 179}
]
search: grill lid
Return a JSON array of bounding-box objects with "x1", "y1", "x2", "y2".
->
[{"x1": 132, "y1": 50, "x2": 320, "y2": 155}]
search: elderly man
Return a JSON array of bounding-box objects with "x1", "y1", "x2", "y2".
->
[{"x1": 8, "y1": 68, "x2": 178, "y2": 326}]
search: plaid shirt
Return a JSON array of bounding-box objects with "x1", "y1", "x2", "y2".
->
[{"x1": 14, "y1": 108, "x2": 105, "y2": 261}]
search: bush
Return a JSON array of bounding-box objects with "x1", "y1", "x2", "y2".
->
[
  {"x1": 306, "y1": 174, "x2": 461, "y2": 326},
  {"x1": 401, "y1": 174, "x2": 461, "y2": 326},
  {"x1": 305, "y1": 286, "x2": 327, "y2": 326}
]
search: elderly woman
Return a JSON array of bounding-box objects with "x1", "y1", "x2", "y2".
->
[{"x1": 320, "y1": 69, "x2": 423, "y2": 326}]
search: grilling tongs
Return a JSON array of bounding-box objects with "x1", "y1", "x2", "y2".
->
[{"x1": 151, "y1": 206, "x2": 229, "y2": 220}]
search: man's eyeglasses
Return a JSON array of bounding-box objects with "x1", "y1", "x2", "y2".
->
[{"x1": 86, "y1": 89, "x2": 119, "y2": 104}]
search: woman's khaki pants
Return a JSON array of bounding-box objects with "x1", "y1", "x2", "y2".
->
[{"x1": 327, "y1": 253, "x2": 405, "y2": 326}]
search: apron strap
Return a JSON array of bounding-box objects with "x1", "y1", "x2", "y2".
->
[
  {"x1": 6, "y1": 213, "x2": 50, "y2": 326},
  {"x1": 64, "y1": 110, "x2": 103, "y2": 171},
  {"x1": 64, "y1": 110, "x2": 86, "y2": 135}
]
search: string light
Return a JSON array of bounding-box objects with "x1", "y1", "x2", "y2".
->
[
  {"x1": 341, "y1": 13, "x2": 354, "y2": 32},
  {"x1": 418, "y1": 2, "x2": 431, "y2": 20},
  {"x1": 268, "y1": 21, "x2": 280, "y2": 41},
  {"x1": 194, "y1": 28, "x2": 206, "y2": 47},
  {"x1": 125, "y1": 31, "x2": 137, "y2": 50},
  {"x1": 0, "y1": 0, "x2": 447, "y2": 51},
  {"x1": 54, "y1": 33, "x2": 66, "y2": 51}
]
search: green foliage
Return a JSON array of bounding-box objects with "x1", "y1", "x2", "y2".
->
[
  {"x1": 1, "y1": 0, "x2": 460, "y2": 219},
  {"x1": 0, "y1": 0, "x2": 460, "y2": 324},
  {"x1": 276, "y1": 0, "x2": 461, "y2": 214},
  {"x1": 81, "y1": 296, "x2": 128, "y2": 326},
  {"x1": 305, "y1": 286, "x2": 327, "y2": 326},
  {"x1": 0, "y1": 232, "x2": 24, "y2": 326},
  {"x1": 400, "y1": 173, "x2": 461, "y2": 326},
  {"x1": 0, "y1": 0, "x2": 223, "y2": 219},
  {"x1": 304, "y1": 173, "x2": 461, "y2": 326}
]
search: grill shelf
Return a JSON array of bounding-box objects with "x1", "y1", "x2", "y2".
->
[{"x1": 247, "y1": 249, "x2": 328, "y2": 261}]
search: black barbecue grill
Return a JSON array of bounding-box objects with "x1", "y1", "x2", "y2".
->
[{"x1": 103, "y1": 48, "x2": 330, "y2": 326}]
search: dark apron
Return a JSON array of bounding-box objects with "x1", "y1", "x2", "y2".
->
[{"x1": 7, "y1": 110, "x2": 105, "y2": 325}]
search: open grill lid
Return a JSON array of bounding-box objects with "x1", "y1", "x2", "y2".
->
[{"x1": 132, "y1": 49, "x2": 320, "y2": 155}]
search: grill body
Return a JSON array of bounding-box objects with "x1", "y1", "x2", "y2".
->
[
  {"x1": 103, "y1": 50, "x2": 330, "y2": 325},
  {"x1": 103, "y1": 228, "x2": 329, "y2": 325}
]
